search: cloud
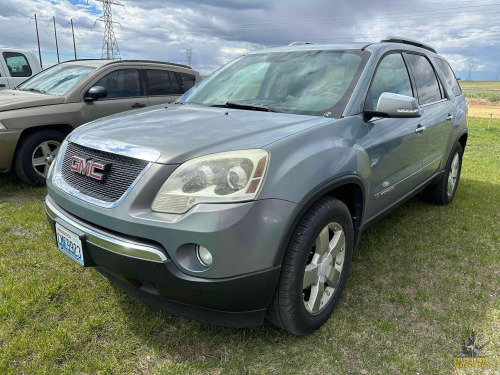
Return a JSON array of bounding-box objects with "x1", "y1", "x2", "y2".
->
[{"x1": 0, "y1": 0, "x2": 498, "y2": 78}]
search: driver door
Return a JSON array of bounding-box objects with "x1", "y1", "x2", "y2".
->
[{"x1": 83, "y1": 66, "x2": 149, "y2": 122}]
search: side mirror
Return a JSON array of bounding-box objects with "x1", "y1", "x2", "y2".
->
[
  {"x1": 84, "y1": 86, "x2": 107, "y2": 102},
  {"x1": 365, "y1": 92, "x2": 421, "y2": 119}
]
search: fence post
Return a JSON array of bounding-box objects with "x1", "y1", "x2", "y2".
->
[
  {"x1": 469, "y1": 88, "x2": 474, "y2": 103},
  {"x1": 489, "y1": 114, "x2": 492, "y2": 130}
]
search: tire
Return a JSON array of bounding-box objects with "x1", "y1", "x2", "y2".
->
[
  {"x1": 423, "y1": 142, "x2": 463, "y2": 205},
  {"x1": 14, "y1": 130, "x2": 66, "y2": 186},
  {"x1": 266, "y1": 197, "x2": 354, "y2": 335}
]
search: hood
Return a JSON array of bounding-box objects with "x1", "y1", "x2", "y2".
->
[
  {"x1": 0, "y1": 90, "x2": 65, "y2": 112},
  {"x1": 69, "y1": 104, "x2": 331, "y2": 164}
]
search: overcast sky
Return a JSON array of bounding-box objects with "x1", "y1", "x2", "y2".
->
[{"x1": 0, "y1": 0, "x2": 499, "y2": 79}]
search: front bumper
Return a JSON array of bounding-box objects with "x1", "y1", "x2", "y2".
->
[
  {"x1": 0, "y1": 130, "x2": 22, "y2": 172},
  {"x1": 45, "y1": 196, "x2": 284, "y2": 327}
]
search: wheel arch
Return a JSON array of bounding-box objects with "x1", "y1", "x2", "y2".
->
[
  {"x1": 273, "y1": 175, "x2": 365, "y2": 266},
  {"x1": 12, "y1": 124, "x2": 73, "y2": 168}
]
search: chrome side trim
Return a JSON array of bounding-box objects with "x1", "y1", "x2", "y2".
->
[
  {"x1": 374, "y1": 155, "x2": 443, "y2": 199},
  {"x1": 45, "y1": 196, "x2": 168, "y2": 262},
  {"x1": 68, "y1": 134, "x2": 161, "y2": 162}
]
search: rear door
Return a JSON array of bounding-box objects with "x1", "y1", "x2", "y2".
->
[
  {"x1": 405, "y1": 53, "x2": 454, "y2": 178},
  {"x1": 364, "y1": 52, "x2": 428, "y2": 217},
  {"x1": 83, "y1": 66, "x2": 149, "y2": 122},
  {"x1": 2, "y1": 51, "x2": 34, "y2": 88},
  {"x1": 144, "y1": 68, "x2": 182, "y2": 105}
]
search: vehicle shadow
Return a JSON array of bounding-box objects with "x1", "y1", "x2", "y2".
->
[{"x1": 110, "y1": 177, "x2": 498, "y2": 371}]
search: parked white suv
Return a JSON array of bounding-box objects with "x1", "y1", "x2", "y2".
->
[{"x1": 0, "y1": 48, "x2": 41, "y2": 90}]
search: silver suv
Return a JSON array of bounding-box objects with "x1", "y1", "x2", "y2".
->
[
  {"x1": 45, "y1": 37, "x2": 467, "y2": 335},
  {"x1": 0, "y1": 59, "x2": 201, "y2": 186}
]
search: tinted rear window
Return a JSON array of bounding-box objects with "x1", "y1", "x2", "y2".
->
[
  {"x1": 146, "y1": 69, "x2": 173, "y2": 95},
  {"x1": 435, "y1": 58, "x2": 462, "y2": 96},
  {"x1": 178, "y1": 72, "x2": 196, "y2": 93},
  {"x1": 406, "y1": 54, "x2": 442, "y2": 105}
]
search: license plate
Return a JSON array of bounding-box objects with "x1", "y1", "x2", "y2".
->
[{"x1": 56, "y1": 223, "x2": 84, "y2": 266}]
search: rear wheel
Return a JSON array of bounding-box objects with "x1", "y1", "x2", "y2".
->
[
  {"x1": 423, "y1": 142, "x2": 463, "y2": 205},
  {"x1": 14, "y1": 130, "x2": 65, "y2": 186},
  {"x1": 266, "y1": 197, "x2": 354, "y2": 335}
]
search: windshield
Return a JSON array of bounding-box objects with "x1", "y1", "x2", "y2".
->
[
  {"x1": 181, "y1": 49, "x2": 369, "y2": 117},
  {"x1": 17, "y1": 65, "x2": 96, "y2": 96}
]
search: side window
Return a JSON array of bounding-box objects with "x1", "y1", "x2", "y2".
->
[
  {"x1": 406, "y1": 54, "x2": 442, "y2": 104},
  {"x1": 93, "y1": 69, "x2": 141, "y2": 99},
  {"x1": 435, "y1": 58, "x2": 462, "y2": 97},
  {"x1": 146, "y1": 69, "x2": 173, "y2": 95},
  {"x1": 367, "y1": 53, "x2": 413, "y2": 110},
  {"x1": 168, "y1": 71, "x2": 181, "y2": 94},
  {"x1": 3, "y1": 52, "x2": 32, "y2": 77},
  {"x1": 177, "y1": 72, "x2": 196, "y2": 93}
]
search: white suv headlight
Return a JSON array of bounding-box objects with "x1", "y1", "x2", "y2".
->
[{"x1": 152, "y1": 149, "x2": 269, "y2": 214}]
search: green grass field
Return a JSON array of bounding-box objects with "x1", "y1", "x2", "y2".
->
[
  {"x1": 459, "y1": 80, "x2": 500, "y2": 90},
  {"x1": 0, "y1": 118, "x2": 499, "y2": 374}
]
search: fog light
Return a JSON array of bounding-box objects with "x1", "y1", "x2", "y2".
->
[{"x1": 195, "y1": 245, "x2": 213, "y2": 267}]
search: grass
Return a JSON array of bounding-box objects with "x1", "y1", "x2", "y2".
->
[
  {"x1": 1, "y1": 118, "x2": 499, "y2": 374},
  {"x1": 459, "y1": 80, "x2": 500, "y2": 90}
]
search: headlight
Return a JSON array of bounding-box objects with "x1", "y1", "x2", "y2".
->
[
  {"x1": 152, "y1": 149, "x2": 269, "y2": 214},
  {"x1": 0, "y1": 121, "x2": 6, "y2": 130}
]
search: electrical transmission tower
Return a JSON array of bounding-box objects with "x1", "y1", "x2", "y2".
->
[
  {"x1": 466, "y1": 60, "x2": 474, "y2": 81},
  {"x1": 94, "y1": 0, "x2": 123, "y2": 60},
  {"x1": 186, "y1": 48, "x2": 192, "y2": 67}
]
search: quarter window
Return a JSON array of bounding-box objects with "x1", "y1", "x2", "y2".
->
[
  {"x1": 3, "y1": 52, "x2": 32, "y2": 77},
  {"x1": 435, "y1": 58, "x2": 462, "y2": 97},
  {"x1": 406, "y1": 54, "x2": 442, "y2": 104},
  {"x1": 367, "y1": 53, "x2": 413, "y2": 110},
  {"x1": 177, "y1": 72, "x2": 196, "y2": 93},
  {"x1": 93, "y1": 69, "x2": 141, "y2": 99}
]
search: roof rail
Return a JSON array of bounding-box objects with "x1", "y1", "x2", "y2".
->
[
  {"x1": 380, "y1": 36, "x2": 437, "y2": 53},
  {"x1": 105, "y1": 59, "x2": 192, "y2": 69},
  {"x1": 288, "y1": 41, "x2": 315, "y2": 46}
]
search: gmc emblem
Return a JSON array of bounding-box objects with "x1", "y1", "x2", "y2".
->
[{"x1": 70, "y1": 156, "x2": 111, "y2": 181}]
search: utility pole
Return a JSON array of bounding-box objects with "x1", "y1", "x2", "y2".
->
[
  {"x1": 94, "y1": 0, "x2": 123, "y2": 60},
  {"x1": 48, "y1": 16, "x2": 60, "y2": 63},
  {"x1": 186, "y1": 48, "x2": 192, "y2": 67},
  {"x1": 69, "y1": 19, "x2": 77, "y2": 60},
  {"x1": 29, "y1": 14, "x2": 43, "y2": 69}
]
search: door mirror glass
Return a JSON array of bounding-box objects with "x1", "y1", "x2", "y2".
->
[
  {"x1": 367, "y1": 92, "x2": 421, "y2": 118},
  {"x1": 85, "y1": 86, "x2": 107, "y2": 102}
]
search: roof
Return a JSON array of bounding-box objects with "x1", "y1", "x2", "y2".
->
[{"x1": 248, "y1": 38, "x2": 437, "y2": 55}]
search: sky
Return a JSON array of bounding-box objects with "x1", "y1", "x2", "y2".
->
[{"x1": 0, "y1": 0, "x2": 499, "y2": 79}]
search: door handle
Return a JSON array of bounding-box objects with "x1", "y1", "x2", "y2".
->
[
  {"x1": 0, "y1": 84, "x2": 5, "y2": 88},
  {"x1": 446, "y1": 114, "x2": 454, "y2": 122},
  {"x1": 415, "y1": 125, "x2": 426, "y2": 134},
  {"x1": 131, "y1": 103, "x2": 146, "y2": 108}
]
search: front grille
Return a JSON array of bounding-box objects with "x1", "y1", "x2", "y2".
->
[{"x1": 61, "y1": 142, "x2": 148, "y2": 202}]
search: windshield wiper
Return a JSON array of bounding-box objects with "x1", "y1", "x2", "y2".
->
[
  {"x1": 19, "y1": 88, "x2": 46, "y2": 94},
  {"x1": 214, "y1": 101, "x2": 282, "y2": 113}
]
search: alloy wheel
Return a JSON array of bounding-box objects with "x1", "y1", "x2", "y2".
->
[
  {"x1": 303, "y1": 222, "x2": 346, "y2": 314},
  {"x1": 31, "y1": 140, "x2": 61, "y2": 178},
  {"x1": 447, "y1": 153, "x2": 460, "y2": 197}
]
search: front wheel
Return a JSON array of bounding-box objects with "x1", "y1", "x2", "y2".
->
[
  {"x1": 266, "y1": 197, "x2": 354, "y2": 335},
  {"x1": 14, "y1": 130, "x2": 66, "y2": 186}
]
